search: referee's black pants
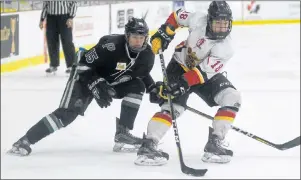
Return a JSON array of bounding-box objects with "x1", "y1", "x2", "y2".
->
[{"x1": 46, "y1": 14, "x2": 75, "y2": 68}]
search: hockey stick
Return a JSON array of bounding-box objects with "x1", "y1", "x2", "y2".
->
[
  {"x1": 158, "y1": 49, "x2": 208, "y2": 177},
  {"x1": 186, "y1": 106, "x2": 300, "y2": 151}
]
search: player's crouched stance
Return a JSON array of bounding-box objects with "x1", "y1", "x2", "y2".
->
[
  {"x1": 134, "y1": 1, "x2": 241, "y2": 166},
  {"x1": 7, "y1": 17, "x2": 156, "y2": 156}
]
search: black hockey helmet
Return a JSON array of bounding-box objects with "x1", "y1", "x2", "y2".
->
[
  {"x1": 206, "y1": 1, "x2": 233, "y2": 40},
  {"x1": 125, "y1": 17, "x2": 149, "y2": 53}
]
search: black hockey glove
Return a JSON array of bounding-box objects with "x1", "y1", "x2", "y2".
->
[
  {"x1": 88, "y1": 77, "x2": 116, "y2": 108},
  {"x1": 149, "y1": 79, "x2": 189, "y2": 102},
  {"x1": 148, "y1": 82, "x2": 165, "y2": 104},
  {"x1": 150, "y1": 23, "x2": 176, "y2": 54},
  {"x1": 166, "y1": 77, "x2": 190, "y2": 97}
]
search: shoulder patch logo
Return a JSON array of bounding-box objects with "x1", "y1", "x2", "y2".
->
[{"x1": 102, "y1": 42, "x2": 116, "y2": 51}]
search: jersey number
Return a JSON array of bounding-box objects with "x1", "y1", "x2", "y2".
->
[
  {"x1": 179, "y1": 13, "x2": 188, "y2": 19},
  {"x1": 85, "y1": 48, "x2": 99, "y2": 63}
]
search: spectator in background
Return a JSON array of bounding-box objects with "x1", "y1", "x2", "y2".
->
[{"x1": 39, "y1": 1, "x2": 78, "y2": 74}]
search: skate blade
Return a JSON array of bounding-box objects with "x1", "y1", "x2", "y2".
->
[
  {"x1": 6, "y1": 148, "x2": 29, "y2": 157},
  {"x1": 46, "y1": 73, "x2": 56, "y2": 77},
  {"x1": 134, "y1": 155, "x2": 168, "y2": 166},
  {"x1": 113, "y1": 143, "x2": 140, "y2": 153},
  {"x1": 201, "y1": 152, "x2": 231, "y2": 164}
]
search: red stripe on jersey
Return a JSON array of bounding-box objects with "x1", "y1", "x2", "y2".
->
[
  {"x1": 183, "y1": 69, "x2": 204, "y2": 86},
  {"x1": 166, "y1": 12, "x2": 179, "y2": 29}
]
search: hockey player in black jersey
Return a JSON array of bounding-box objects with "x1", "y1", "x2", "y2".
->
[{"x1": 7, "y1": 17, "x2": 156, "y2": 156}]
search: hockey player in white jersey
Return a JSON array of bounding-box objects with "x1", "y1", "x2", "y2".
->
[{"x1": 135, "y1": 1, "x2": 242, "y2": 166}]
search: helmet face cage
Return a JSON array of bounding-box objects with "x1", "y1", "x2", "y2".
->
[
  {"x1": 207, "y1": 15, "x2": 232, "y2": 39},
  {"x1": 206, "y1": 1, "x2": 233, "y2": 40},
  {"x1": 125, "y1": 18, "x2": 149, "y2": 53}
]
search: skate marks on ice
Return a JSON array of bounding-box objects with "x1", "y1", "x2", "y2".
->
[
  {"x1": 183, "y1": 154, "x2": 300, "y2": 179},
  {"x1": 1, "y1": 148, "x2": 196, "y2": 179},
  {"x1": 2, "y1": 148, "x2": 300, "y2": 179}
]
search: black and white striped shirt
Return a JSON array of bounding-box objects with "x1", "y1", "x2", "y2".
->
[{"x1": 40, "y1": 1, "x2": 78, "y2": 21}]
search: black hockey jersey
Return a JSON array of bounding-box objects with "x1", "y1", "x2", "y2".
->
[{"x1": 77, "y1": 34, "x2": 155, "y2": 91}]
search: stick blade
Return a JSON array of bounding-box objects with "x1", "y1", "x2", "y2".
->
[
  {"x1": 280, "y1": 136, "x2": 300, "y2": 150},
  {"x1": 181, "y1": 166, "x2": 208, "y2": 177}
]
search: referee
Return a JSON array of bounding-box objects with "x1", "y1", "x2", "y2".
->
[{"x1": 39, "y1": 1, "x2": 78, "y2": 74}]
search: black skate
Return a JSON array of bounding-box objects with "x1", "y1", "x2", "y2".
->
[
  {"x1": 113, "y1": 118, "x2": 143, "y2": 153},
  {"x1": 201, "y1": 127, "x2": 233, "y2": 164},
  {"x1": 65, "y1": 67, "x2": 71, "y2": 74},
  {"x1": 45, "y1": 66, "x2": 57, "y2": 75},
  {"x1": 7, "y1": 136, "x2": 32, "y2": 156},
  {"x1": 134, "y1": 134, "x2": 169, "y2": 166}
]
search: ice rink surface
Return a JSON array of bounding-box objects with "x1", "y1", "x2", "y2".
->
[{"x1": 1, "y1": 24, "x2": 300, "y2": 179}]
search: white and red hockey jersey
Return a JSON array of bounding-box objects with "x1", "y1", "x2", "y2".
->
[{"x1": 166, "y1": 8, "x2": 234, "y2": 81}]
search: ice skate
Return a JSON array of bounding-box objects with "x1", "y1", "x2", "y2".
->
[
  {"x1": 7, "y1": 136, "x2": 32, "y2": 156},
  {"x1": 201, "y1": 127, "x2": 233, "y2": 164},
  {"x1": 65, "y1": 67, "x2": 71, "y2": 74},
  {"x1": 134, "y1": 134, "x2": 169, "y2": 166},
  {"x1": 113, "y1": 118, "x2": 143, "y2": 153},
  {"x1": 45, "y1": 66, "x2": 57, "y2": 76}
]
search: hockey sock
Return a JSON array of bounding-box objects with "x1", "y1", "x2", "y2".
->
[
  {"x1": 213, "y1": 106, "x2": 238, "y2": 139},
  {"x1": 146, "y1": 111, "x2": 172, "y2": 143},
  {"x1": 119, "y1": 93, "x2": 143, "y2": 130},
  {"x1": 26, "y1": 114, "x2": 64, "y2": 144}
]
